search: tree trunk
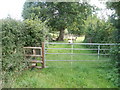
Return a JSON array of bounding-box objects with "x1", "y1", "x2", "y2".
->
[{"x1": 56, "y1": 29, "x2": 65, "y2": 41}]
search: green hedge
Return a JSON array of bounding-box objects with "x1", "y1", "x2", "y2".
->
[
  {"x1": 23, "y1": 19, "x2": 49, "y2": 47},
  {"x1": 2, "y1": 18, "x2": 25, "y2": 71},
  {"x1": 83, "y1": 15, "x2": 120, "y2": 87},
  {"x1": 2, "y1": 17, "x2": 49, "y2": 87},
  {"x1": 2, "y1": 18, "x2": 26, "y2": 87},
  {"x1": 83, "y1": 16, "x2": 115, "y2": 43}
]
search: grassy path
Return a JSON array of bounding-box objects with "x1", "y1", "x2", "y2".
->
[{"x1": 12, "y1": 37, "x2": 117, "y2": 88}]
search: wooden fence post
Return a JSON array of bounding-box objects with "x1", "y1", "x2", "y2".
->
[{"x1": 42, "y1": 42, "x2": 45, "y2": 68}]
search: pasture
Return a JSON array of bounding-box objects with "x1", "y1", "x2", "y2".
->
[{"x1": 11, "y1": 37, "x2": 117, "y2": 88}]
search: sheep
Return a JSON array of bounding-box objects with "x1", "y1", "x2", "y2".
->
[
  {"x1": 68, "y1": 37, "x2": 77, "y2": 43},
  {"x1": 68, "y1": 39, "x2": 73, "y2": 43}
]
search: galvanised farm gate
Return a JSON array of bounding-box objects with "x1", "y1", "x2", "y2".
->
[{"x1": 24, "y1": 42, "x2": 118, "y2": 68}]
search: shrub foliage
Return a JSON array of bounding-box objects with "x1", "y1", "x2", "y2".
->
[
  {"x1": 23, "y1": 19, "x2": 48, "y2": 47},
  {"x1": 2, "y1": 17, "x2": 48, "y2": 87},
  {"x1": 2, "y1": 18, "x2": 25, "y2": 71},
  {"x1": 83, "y1": 15, "x2": 115, "y2": 43}
]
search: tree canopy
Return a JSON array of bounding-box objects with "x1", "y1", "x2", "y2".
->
[
  {"x1": 83, "y1": 15, "x2": 115, "y2": 43},
  {"x1": 107, "y1": 2, "x2": 120, "y2": 42},
  {"x1": 22, "y1": 2, "x2": 93, "y2": 41}
]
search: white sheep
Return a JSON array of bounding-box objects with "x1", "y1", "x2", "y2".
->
[{"x1": 68, "y1": 37, "x2": 73, "y2": 43}]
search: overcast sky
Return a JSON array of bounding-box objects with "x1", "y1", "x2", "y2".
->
[
  {"x1": 0, "y1": 0, "x2": 26, "y2": 20},
  {"x1": 0, "y1": 0, "x2": 110, "y2": 20}
]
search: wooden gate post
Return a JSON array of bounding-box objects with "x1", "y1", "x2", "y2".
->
[{"x1": 42, "y1": 42, "x2": 45, "y2": 68}]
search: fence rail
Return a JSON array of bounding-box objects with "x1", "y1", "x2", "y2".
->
[
  {"x1": 44, "y1": 42, "x2": 119, "y2": 62},
  {"x1": 46, "y1": 60, "x2": 109, "y2": 62},
  {"x1": 23, "y1": 42, "x2": 119, "y2": 68},
  {"x1": 45, "y1": 53, "x2": 110, "y2": 55},
  {"x1": 46, "y1": 48, "x2": 110, "y2": 50},
  {"x1": 45, "y1": 42, "x2": 118, "y2": 45}
]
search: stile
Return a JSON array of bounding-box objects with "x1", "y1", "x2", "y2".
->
[{"x1": 23, "y1": 46, "x2": 44, "y2": 69}]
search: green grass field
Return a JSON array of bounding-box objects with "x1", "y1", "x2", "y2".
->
[{"x1": 11, "y1": 36, "x2": 117, "y2": 88}]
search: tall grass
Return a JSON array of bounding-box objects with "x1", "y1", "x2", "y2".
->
[{"x1": 11, "y1": 36, "x2": 117, "y2": 88}]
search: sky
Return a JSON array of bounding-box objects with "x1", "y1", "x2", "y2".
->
[
  {"x1": 0, "y1": 0, "x2": 26, "y2": 20},
  {"x1": 0, "y1": 0, "x2": 112, "y2": 20}
]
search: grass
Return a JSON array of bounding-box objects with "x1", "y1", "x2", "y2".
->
[{"x1": 11, "y1": 36, "x2": 117, "y2": 88}]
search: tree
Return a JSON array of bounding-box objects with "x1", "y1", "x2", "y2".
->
[
  {"x1": 107, "y1": 2, "x2": 120, "y2": 42},
  {"x1": 22, "y1": 2, "x2": 92, "y2": 41},
  {"x1": 83, "y1": 15, "x2": 115, "y2": 43},
  {"x1": 107, "y1": 1, "x2": 120, "y2": 87}
]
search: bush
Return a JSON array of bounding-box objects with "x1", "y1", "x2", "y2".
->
[
  {"x1": 2, "y1": 18, "x2": 27, "y2": 87},
  {"x1": 83, "y1": 16, "x2": 115, "y2": 43},
  {"x1": 110, "y1": 41, "x2": 120, "y2": 87},
  {"x1": 108, "y1": 14, "x2": 120, "y2": 87},
  {"x1": 2, "y1": 18, "x2": 25, "y2": 71},
  {"x1": 1, "y1": 17, "x2": 49, "y2": 87},
  {"x1": 23, "y1": 19, "x2": 49, "y2": 47},
  {"x1": 83, "y1": 16, "x2": 116, "y2": 55}
]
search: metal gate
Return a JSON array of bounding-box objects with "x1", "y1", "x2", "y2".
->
[{"x1": 44, "y1": 42, "x2": 118, "y2": 67}]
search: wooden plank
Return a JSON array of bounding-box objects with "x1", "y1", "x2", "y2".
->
[
  {"x1": 23, "y1": 47, "x2": 42, "y2": 49},
  {"x1": 30, "y1": 60, "x2": 43, "y2": 63},
  {"x1": 33, "y1": 49, "x2": 36, "y2": 55},
  {"x1": 35, "y1": 66, "x2": 42, "y2": 69},
  {"x1": 42, "y1": 42, "x2": 45, "y2": 68},
  {"x1": 31, "y1": 63, "x2": 37, "y2": 67},
  {"x1": 25, "y1": 55, "x2": 42, "y2": 57}
]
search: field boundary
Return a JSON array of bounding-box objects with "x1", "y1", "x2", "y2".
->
[
  {"x1": 23, "y1": 42, "x2": 119, "y2": 68},
  {"x1": 44, "y1": 42, "x2": 118, "y2": 65}
]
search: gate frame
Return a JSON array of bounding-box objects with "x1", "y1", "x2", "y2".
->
[
  {"x1": 23, "y1": 42, "x2": 119, "y2": 68},
  {"x1": 44, "y1": 42, "x2": 119, "y2": 67}
]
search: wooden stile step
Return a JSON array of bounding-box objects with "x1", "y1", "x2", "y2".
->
[
  {"x1": 29, "y1": 65, "x2": 43, "y2": 69},
  {"x1": 31, "y1": 63, "x2": 37, "y2": 67},
  {"x1": 30, "y1": 60, "x2": 43, "y2": 63},
  {"x1": 25, "y1": 54, "x2": 42, "y2": 57},
  {"x1": 35, "y1": 66, "x2": 42, "y2": 69},
  {"x1": 24, "y1": 47, "x2": 41, "y2": 49}
]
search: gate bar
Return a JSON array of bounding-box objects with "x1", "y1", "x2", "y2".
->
[
  {"x1": 45, "y1": 53, "x2": 110, "y2": 55},
  {"x1": 46, "y1": 48, "x2": 110, "y2": 50},
  {"x1": 46, "y1": 60, "x2": 109, "y2": 61},
  {"x1": 46, "y1": 42, "x2": 118, "y2": 45}
]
